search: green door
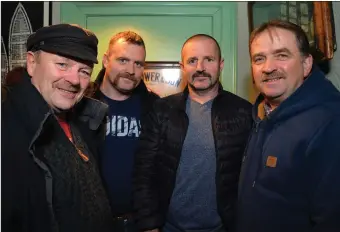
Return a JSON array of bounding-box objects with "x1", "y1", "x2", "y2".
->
[{"x1": 60, "y1": 1, "x2": 237, "y2": 93}]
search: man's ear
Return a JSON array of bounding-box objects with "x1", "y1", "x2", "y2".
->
[
  {"x1": 179, "y1": 61, "x2": 184, "y2": 70},
  {"x1": 219, "y1": 58, "x2": 225, "y2": 73},
  {"x1": 103, "y1": 52, "x2": 109, "y2": 69},
  {"x1": 26, "y1": 51, "x2": 37, "y2": 77},
  {"x1": 303, "y1": 54, "x2": 313, "y2": 78}
]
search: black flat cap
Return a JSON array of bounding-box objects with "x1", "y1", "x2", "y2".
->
[{"x1": 27, "y1": 24, "x2": 99, "y2": 64}]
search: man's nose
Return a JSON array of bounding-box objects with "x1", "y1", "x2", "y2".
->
[
  {"x1": 126, "y1": 62, "x2": 135, "y2": 75},
  {"x1": 262, "y1": 58, "x2": 277, "y2": 74},
  {"x1": 64, "y1": 68, "x2": 80, "y2": 85},
  {"x1": 196, "y1": 60, "x2": 205, "y2": 72}
]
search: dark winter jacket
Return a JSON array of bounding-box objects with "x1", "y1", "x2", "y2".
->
[
  {"x1": 1, "y1": 71, "x2": 114, "y2": 232},
  {"x1": 133, "y1": 84, "x2": 253, "y2": 231},
  {"x1": 237, "y1": 66, "x2": 340, "y2": 232}
]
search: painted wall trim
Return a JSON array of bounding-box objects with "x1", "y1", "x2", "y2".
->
[
  {"x1": 43, "y1": 2, "x2": 49, "y2": 26},
  {"x1": 52, "y1": 2, "x2": 60, "y2": 25}
]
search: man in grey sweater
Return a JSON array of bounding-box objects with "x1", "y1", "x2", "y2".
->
[{"x1": 133, "y1": 34, "x2": 253, "y2": 232}]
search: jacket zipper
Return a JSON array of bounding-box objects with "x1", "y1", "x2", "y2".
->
[
  {"x1": 28, "y1": 111, "x2": 59, "y2": 232},
  {"x1": 255, "y1": 119, "x2": 260, "y2": 132},
  {"x1": 251, "y1": 118, "x2": 277, "y2": 188},
  {"x1": 251, "y1": 120, "x2": 261, "y2": 187},
  {"x1": 242, "y1": 119, "x2": 261, "y2": 164}
]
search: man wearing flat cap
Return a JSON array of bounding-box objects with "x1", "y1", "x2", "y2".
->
[{"x1": 1, "y1": 24, "x2": 115, "y2": 232}]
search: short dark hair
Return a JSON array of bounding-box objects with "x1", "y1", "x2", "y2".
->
[
  {"x1": 249, "y1": 20, "x2": 311, "y2": 57},
  {"x1": 181, "y1": 34, "x2": 222, "y2": 60},
  {"x1": 108, "y1": 31, "x2": 145, "y2": 50}
]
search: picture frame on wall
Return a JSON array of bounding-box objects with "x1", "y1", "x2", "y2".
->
[
  {"x1": 1, "y1": 1, "x2": 52, "y2": 83},
  {"x1": 248, "y1": 1, "x2": 337, "y2": 62},
  {"x1": 143, "y1": 61, "x2": 186, "y2": 98}
]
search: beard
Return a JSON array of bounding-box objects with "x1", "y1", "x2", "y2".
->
[
  {"x1": 188, "y1": 70, "x2": 219, "y2": 93},
  {"x1": 111, "y1": 72, "x2": 139, "y2": 95}
]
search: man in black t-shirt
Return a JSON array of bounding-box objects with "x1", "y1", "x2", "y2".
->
[{"x1": 87, "y1": 31, "x2": 158, "y2": 232}]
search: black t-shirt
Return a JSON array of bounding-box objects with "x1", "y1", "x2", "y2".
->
[{"x1": 99, "y1": 92, "x2": 142, "y2": 216}]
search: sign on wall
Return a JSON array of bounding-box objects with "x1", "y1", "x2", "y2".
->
[{"x1": 143, "y1": 61, "x2": 186, "y2": 98}]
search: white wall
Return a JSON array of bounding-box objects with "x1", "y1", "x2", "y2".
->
[{"x1": 237, "y1": 2, "x2": 340, "y2": 102}]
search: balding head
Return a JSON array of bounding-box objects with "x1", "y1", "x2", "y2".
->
[
  {"x1": 180, "y1": 34, "x2": 224, "y2": 98},
  {"x1": 181, "y1": 34, "x2": 221, "y2": 61}
]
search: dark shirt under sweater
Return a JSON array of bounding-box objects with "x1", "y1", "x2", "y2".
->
[
  {"x1": 165, "y1": 97, "x2": 222, "y2": 232},
  {"x1": 41, "y1": 121, "x2": 114, "y2": 232},
  {"x1": 100, "y1": 92, "x2": 142, "y2": 216}
]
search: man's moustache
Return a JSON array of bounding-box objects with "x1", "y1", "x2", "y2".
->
[
  {"x1": 192, "y1": 71, "x2": 212, "y2": 79},
  {"x1": 263, "y1": 71, "x2": 285, "y2": 80},
  {"x1": 55, "y1": 85, "x2": 80, "y2": 93},
  {"x1": 119, "y1": 73, "x2": 137, "y2": 82}
]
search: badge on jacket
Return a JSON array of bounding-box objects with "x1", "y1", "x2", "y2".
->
[{"x1": 266, "y1": 156, "x2": 277, "y2": 168}]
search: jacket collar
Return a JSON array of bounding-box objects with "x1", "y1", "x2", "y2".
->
[
  {"x1": 9, "y1": 71, "x2": 108, "y2": 138},
  {"x1": 9, "y1": 71, "x2": 53, "y2": 138},
  {"x1": 252, "y1": 65, "x2": 336, "y2": 122},
  {"x1": 72, "y1": 96, "x2": 108, "y2": 130},
  {"x1": 173, "y1": 83, "x2": 224, "y2": 111}
]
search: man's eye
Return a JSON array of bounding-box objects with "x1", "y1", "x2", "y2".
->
[
  {"x1": 207, "y1": 58, "x2": 214, "y2": 62},
  {"x1": 253, "y1": 57, "x2": 264, "y2": 64},
  {"x1": 56, "y1": 63, "x2": 68, "y2": 69},
  {"x1": 80, "y1": 70, "x2": 91, "y2": 77},
  {"x1": 119, "y1": 58, "x2": 128, "y2": 64},
  {"x1": 135, "y1": 62, "x2": 144, "y2": 68},
  {"x1": 276, "y1": 54, "x2": 288, "y2": 59},
  {"x1": 188, "y1": 59, "x2": 196, "y2": 64}
]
